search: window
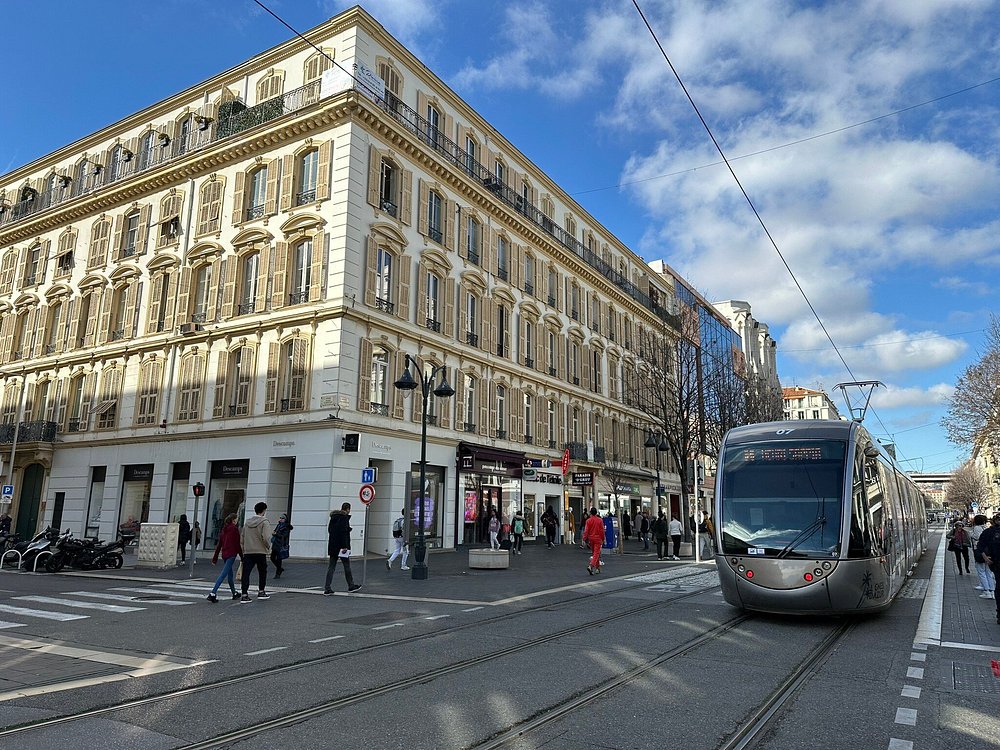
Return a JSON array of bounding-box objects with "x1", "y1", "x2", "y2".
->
[
  {"x1": 297, "y1": 150, "x2": 319, "y2": 205},
  {"x1": 74, "y1": 159, "x2": 89, "y2": 197},
  {"x1": 176, "y1": 115, "x2": 192, "y2": 156},
  {"x1": 464, "y1": 375, "x2": 477, "y2": 430},
  {"x1": 466, "y1": 293, "x2": 479, "y2": 346},
  {"x1": 256, "y1": 72, "x2": 284, "y2": 103},
  {"x1": 465, "y1": 135, "x2": 477, "y2": 175},
  {"x1": 109, "y1": 285, "x2": 133, "y2": 341},
  {"x1": 196, "y1": 180, "x2": 224, "y2": 236},
  {"x1": 590, "y1": 295, "x2": 601, "y2": 332},
  {"x1": 370, "y1": 348, "x2": 390, "y2": 415},
  {"x1": 570, "y1": 342, "x2": 580, "y2": 385},
  {"x1": 465, "y1": 216, "x2": 480, "y2": 264},
  {"x1": 238, "y1": 252, "x2": 260, "y2": 315},
  {"x1": 547, "y1": 400, "x2": 556, "y2": 447},
  {"x1": 427, "y1": 190, "x2": 443, "y2": 243},
  {"x1": 812, "y1": 410, "x2": 820, "y2": 420},
  {"x1": 157, "y1": 194, "x2": 183, "y2": 248},
  {"x1": 304, "y1": 51, "x2": 333, "y2": 82},
  {"x1": 289, "y1": 240, "x2": 312, "y2": 304},
  {"x1": 135, "y1": 360, "x2": 162, "y2": 426},
  {"x1": 426, "y1": 104, "x2": 441, "y2": 148},
  {"x1": 224, "y1": 346, "x2": 255, "y2": 417},
  {"x1": 523, "y1": 320, "x2": 534, "y2": 367},
  {"x1": 192, "y1": 265, "x2": 212, "y2": 323},
  {"x1": 247, "y1": 167, "x2": 267, "y2": 220},
  {"x1": 593, "y1": 414, "x2": 602, "y2": 447},
  {"x1": 379, "y1": 159, "x2": 397, "y2": 216},
  {"x1": 0, "y1": 251, "x2": 17, "y2": 295},
  {"x1": 75, "y1": 294, "x2": 92, "y2": 348},
  {"x1": 424, "y1": 271, "x2": 440, "y2": 330},
  {"x1": 137, "y1": 132, "x2": 156, "y2": 172},
  {"x1": 375, "y1": 247, "x2": 393, "y2": 313},
  {"x1": 592, "y1": 349, "x2": 602, "y2": 392},
  {"x1": 121, "y1": 211, "x2": 141, "y2": 257},
  {"x1": 547, "y1": 268, "x2": 558, "y2": 306},
  {"x1": 108, "y1": 144, "x2": 129, "y2": 183},
  {"x1": 95, "y1": 368, "x2": 123, "y2": 430},
  {"x1": 572, "y1": 407, "x2": 580, "y2": 442},
  {"x1": 10, "y1": 311, "x2": 30, "y2": 361},
  {"x1": 45, "y1": 303, "x2": 63, "y2": 354},
  {"x1": 523, "y1": 394, "x2": 533, "y2": 443},
  {"x1": 496, "y1": 235, "x2": 508, "y2": 280},
  {"x1": 377, "y1": 61, "x2": 402, "y2": 112},
  {"x1": 176, "y1": 352, "x2": 205, "y2": 421},
  {"x1": 495, "y1": 384, "x2": 506, "y2": 438},
  {"x1": 547, "y1": 331, "x2": 557, "y2": 376},
  {"x1": 66, "y1": 374, "x2": 85, "y2": 431},
  {"x1": 495, "y1": 159, "x2": 506, "y2": 186},
  {"x1": 496, "y1": 305, "x2": 509, "y2": 357},
  {"x1": 524, "y1": 255, "x2": 535, "y2": 295},
  {"x1": 24, "y1": 244, "x2": 42, "y2": 285},
  {"x1": 570, "y1": 284, "x2": 580, "y2": 320},
  {"x1": 277, "y1": 338, "x2": 308, "y2": 412}
]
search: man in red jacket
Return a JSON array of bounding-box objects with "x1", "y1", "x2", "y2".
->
[{"x1": 583, "y1": 508, "x2": 605, "y2": 575}]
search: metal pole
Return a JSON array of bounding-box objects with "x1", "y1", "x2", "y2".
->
[
  {"x1": 412, "y1": 374, "x2": 430, "y2": 580},
  {"x1": 694, "y1": 456, "x2": 701, "y2": 563},
  {"x1": 188, "y1": 491, "x2": 199, "y2": 578},
  {"x1": 362, "y1": 502, "x2": 369, "y2": 585}
]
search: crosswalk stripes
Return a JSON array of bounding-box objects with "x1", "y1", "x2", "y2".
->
[
  {"x1": 13, "y1": 596, "x2": 145, "y2": 613},
  {"x1": 67, "y1": 591, "x2": 193, "y2": 606},
  {"x1": 0, "y1": 604, "x2": 88, "y2": 621},
  {"x1": 110, "y1": 586, "x2": 207, "y2": 599},
  {"x1": 0, "y1": 620, "x2": 26, "y2": 630}
]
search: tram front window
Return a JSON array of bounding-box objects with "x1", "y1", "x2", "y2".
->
[{"x1": 719, "y1": 440, "x2": 845, "y2": 558}]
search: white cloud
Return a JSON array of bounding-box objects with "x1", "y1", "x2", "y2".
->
[
  {"x1": 322, "y1": 0, "x2": 442, "y2": 52},
  {"x1": 870, "y1": 383, "x2": 954, "y2": 409}
]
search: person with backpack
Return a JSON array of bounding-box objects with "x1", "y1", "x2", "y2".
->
[
  {"x1": 386, "y1": 507, "x2": 410, "y2": 571},
  {"x1": 511, "y1": 510, "x2": 525, "y2": 555},
  {"x1": 488, "y1": 509, "x2": 501, "y2": 550}
]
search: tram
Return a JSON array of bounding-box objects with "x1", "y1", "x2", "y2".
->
[{"x1": 713, "y1": 420, "x2": 927, "y2": 615}]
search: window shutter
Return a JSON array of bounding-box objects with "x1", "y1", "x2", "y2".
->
[
  {"x1": 146, "y1": 274, "x2": 164, "y2": 333},
  {"x1": 308, "y1": 234, "x2": 324, "y2": 303},
  {"x1": 510, "y1": 242, "x2": 522, "y2": 288},
  {"x1": 445, "y1": 199, "x2": 456, "y2": 250},
  {"x1": 55, "y1": 300, "x2": 71, "y2": 354},
  {"x1": 417, "y1": 180, "x2": 428, "y2": 236},
  {"x1": 230, "y1": 169, "x2": 247, "y2": 225},
  {"x1": 400, "y1": 169, "x2": 413, "y2": 226},
  {"x1": 443, "y1": 277, "x2": 455, "y2": 338},
  {"x1": 272, "y1": 242, "x2": 288, "y2": 309},
  {"x1": 111, "y1": 213, "x2": 125, "y2": 261},
  {"x1": 175, "y1": 267, "x2": 193, "y2": 325},
  {"x1": 32, "y1": 305, "x2": 48, "y2": 358},
  {"x1": 264, "y1": 160, "x2": 280, "y2": 216},
  {"x1": 264, "y1": 342, "x2": 279, "y2": 413},
  {"x1": 455, "y1": 208, "x2": 467, "y2": 260},
  {"x1": 94, "y1": 289, "x2": 111, "y2": 345},
  {"x1": 453, "y1": 370, "x2": 465, "y2": 429},
  {"x1": 582, "y1": 344, "x2": 591, "y2": 390},
  {"x1": 558, "y1": 338, "x2": 567, "y2": 381},
  {"x1": 136, "y1": 204, "x2": 151, "y2": 255},
  {"x1": 415, "y1": 262, "x2": 427, "y2": 320},
  {"x1": 128, "y1": 281, "x2": 142, "y2": 338},
  {"x1": 438, "y1": 367, "x2": 451, "y2": 429},
  {"x1": 279, "y1": 155, "x2": 294, "y2": 211},
  {"x1": 534, "y1": 322, "x2": 544, "y2": 372},
  {"x1": 197, "y1": 184, "x2": 211, "y2": 235},
  {"x1": 207, "y1": 259, "x2": 222, "y2": 322},
  {"x1": 478, "y1": 379, "x2": 489, "y2": 436},
  {"x1": 289, "y1": 338, "x2": 308, "y2": 410},
  {"x1": 484, "y1": 227, "x2": 496, "y2": 273},
  {"x1": 160, "y1": 272, "x2": 178, "y2": 333},
  {"x1": 208, "y1": 180, "x2": 224, "y2": 234},
  {"x1": 212, "y1": 350, "x2": 229, "y2": 419},
  {"x1": 220, "y1": 258, "x2": 237, "y2": 318},
  {"x1": 357, "y1": 338, "x2": 373, "y2": 414},
  {"x1": 38, "y1": 240, "x2": 51, "y2": 285},
  {"x1": 411, "y1": 376, "x2": 423, "y2": 424},
  {"x1": 392, "y1": 350, "x2": 406, "y2": 419},
  {"x1": 1, "y1": 312, "x2": 16, "y2": 363},
  {"x1": 364, "y1": 235, "x2": 378, "y2": 307},
  {"x1": 511, "y1": 387, "x2": 523, "y2": 441},
  {"x1": 315, "y1": 140, "x2": 332, "y2": 202},
  {"x1": 535, "y1": 395, "x2": 545, "y2": 442},
  {"x1": 256, "y1": 243, "x2": 271, "y2": 313},
  {"x1": 458, "y1": 286, "x2": 468, "y2": 343},
  {"x1": 395, "y1": 254, "x2": 410, "y2": 321},
  {"x1": 367, "y1": 145, "x2": 381, "y2": 208}
]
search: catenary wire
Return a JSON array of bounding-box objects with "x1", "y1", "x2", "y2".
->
[{"x1": 630, "y1": 0, "x2": 909, "y2": 463}]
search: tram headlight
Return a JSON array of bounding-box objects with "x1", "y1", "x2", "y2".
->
[{"x1": 804, "y1": 572, "x2": 814, "y2": 582}]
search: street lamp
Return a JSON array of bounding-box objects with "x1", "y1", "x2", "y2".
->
[
  {"x1": 644, "y1": 430, "x2": 669, "y2": 515},
  {"x1": 393, "y1": 354, "x2": 454, "y2": 580}
]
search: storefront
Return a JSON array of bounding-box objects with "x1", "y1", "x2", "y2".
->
[
  {"x1": 521, "y1": 462, "x2": 564, "y2": 540},
  {"x1": 205, "y1": 458, "x2": 249, "y2": 546},
  {"x1": 409, "y1": 463, "x2": 446, "y2": 549},
  {"x1": 457, "y1": 443, "x2": 525, "y2": 545},
  {"x1": 119, "y1": 464, "x2": 153, "y2": 530}
]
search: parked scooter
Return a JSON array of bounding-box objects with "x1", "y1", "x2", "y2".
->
[
  {"x1": 45, "y1": 533, "x2": 125, "y2": 573},
  {"x1": 15, "y1": 527, "x2": 63, "y2": 571}
]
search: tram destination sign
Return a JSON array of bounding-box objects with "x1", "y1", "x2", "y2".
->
[{"x1": 736, "y1": 441, "x2": 844, "y2": 464}]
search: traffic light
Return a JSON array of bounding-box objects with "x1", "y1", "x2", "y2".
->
[{"x1": 192, "y1": 482, "x2": 205, "y2": 497}]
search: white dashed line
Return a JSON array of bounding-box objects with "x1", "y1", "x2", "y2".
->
[
  {"x1": 425, "y1": 615, "x2": 450, "y2": 620},
  {"x1": 373, "y1": 622, "x2": 404, "y2": 630},
  {"x1": 244, "y1": 647, "x2": 287, "y2": 656},
  {"x1": 462, "y1": 607, "x2": 484, "y2": 612},
  {"x1": 308, "y1": 635, "x2": 345, "y2": 643},
  {"x1": 905, "y1": 667, "x2": 924, "y2": 679},
  {"x1": 911, "y1": 642, "x2": 927, "y2": 651},
  {"x1": 909, "y1": 652, "x2": 926, "y2": 662},
  {"x1": 900, "y1": 685, "x2": 921, "y2": 699},
  {"x1": 888, "y1": 739, "x2": 914, "y2": 750},
  {"x1": 894, "y1": 707, "x2": 917, "y2": 726}
]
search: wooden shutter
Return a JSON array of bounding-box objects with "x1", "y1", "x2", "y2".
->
[
  {"x1": 511, "y1": 387, "x2": 523, "y2": 441},
  {"x1": 534, "y1": 322, "x2": 544, "y2": 372},
  {"x1": 94, "y1": 289, "x2": 111, "y2": 345},
  {"x1": 453, "y1": 371, "x2": 465, "y2": 430},
  {"x1": 438, "y1": 367, "x2": 451, "y2": 429},
  {"x1": 255, "y1": 243, "x2": 270, "y2": 312},
  {"x1": 264, "y1": 159, "x2": 280, "y2": 216},
  {"x1": 443, "y1": 277, "x2": 455, "y2": 338},
  {"x1": 175, "y1": 267, "x2": 193, "y2": 325},
  {"x1": 289, "y1": 338, "x2": 308, "y2": 410},
  {"x1": 395, "y1": 254, "x2": 410, "y2": 321},
  {"x1": 444, "y1": 199, "x2": 456, "y2": 250},
  {"x1": 136, "y1": 204, "x2": 152, "y2": 255},
  {"x1": 212, "y1": 350, "x2": 229, "y2": 418},
  {"x1": 357, "y1": 338, "x2": 373, "y2": 414},
  {"x1": 207, "y1": 258, "x2": 222, "y2": 322},
  {"x1": 32, "y1": 305, "x2": 48, "y2": 358},
  {"x1": 315, "y1": 140, "x2": 332, "y2": 202},
  {"x1": 279, "y1": 155, "x2": 294, "y2": 211},
  {"x1": 55, "y1": 300, "x2": 70, "y2": 354},
  {"x1": 272, "y1": 242, "x2": 288, "y2": 309},
  {"x1": 161, "y1": 272, "x2": 178, "y2": 333},
  {"x1": 417, "y1": 180, "x2": 428, "y2": 236},
  {"x1": 146, "y1": 274, "x2": 163, "y2": 333},
  {"x1": 366, "y1": 145, "x2": 381, "y2": 208},
  {"x1": 38, "y1": 240, "x2": 50, "y2": 285},
  {"x1": 510, "y1": 242, "x2": 522, "y2": 289},
  {"x1": 309, "y1": 234, "x2": 324, "y2": 303},
  {"x1": 478, "y1": 379, "x2": 489, "y2": 436},
  {"x1": 392, "y1": 350, "x2": 406, "y2": 419},
  {"x1": 400, "y1": 169, "x2": 413, "y2": 226},
  {"x1": 231, "y1": 169, "x2": 247, "y2": 225},
  {"x1": 220, "y1": 257, "x2": 237, "y2": 318},
  {"x1": 364, "y1": 235, "x2": 377, "y2": 307},
  {"x1": 111, "y1": 213, "x2": 125, "y2": 261},
  {"x1": 484, "y1": 227, "x2": 497, "y2": 273},
  {"x1": 264, "y1": 342, "x2": 279, "y2": 413},
  {"x1": 197, "y1": 183, "x2": 212, "y2": 235},
  {"x1": 582, "y1": 344, "x2": 591, "y2": 390}
]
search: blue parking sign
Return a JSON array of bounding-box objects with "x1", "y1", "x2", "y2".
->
[{"x1": 1, "y1": 484, "x2": 13, "y2": 503}]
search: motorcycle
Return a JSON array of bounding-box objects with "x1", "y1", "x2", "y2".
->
[
  {"x1": 16, "y1": 527, "x2": 63, "y2": 571},
  {"x1": 45, "y1": 533, "x2": 125, "y2": 573}
]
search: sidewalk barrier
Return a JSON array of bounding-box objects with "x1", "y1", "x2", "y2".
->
[
  {"x1": 469, "y1": 549, "x2": 510, "y2": 569},
  {"x1": 136, "y1": 523, "x2": 179, "y2": 570},
  {"x1": 0, "y1": 550, "x2": 21, "y2": 569},
  {"x1": 32, "y1": 550, "x2": 52, "y2": 572}
]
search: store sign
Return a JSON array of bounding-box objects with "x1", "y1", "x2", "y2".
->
[
  {"x1": 525, "y1": 459, "x2": 552, "y2": 468},
  {"x1": 572, "y1": 472, "x2": 594, "y2": 486},
  {"x1": 523, "y1": 468, "x2": 537, "y2": 480},
  {"x1": 211, "y1": 459, "x2": 249, "y2": 479},
  {"x1": 123, "y1": 464, "x2": 154, "y2": 482},
  {"x1": 613, "y1": 482, "x2": 639, "y2": 494}
]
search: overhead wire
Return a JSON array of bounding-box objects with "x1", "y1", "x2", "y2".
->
[{"x1": 628, "y1": 0, "x2": 910, "y2": 464}]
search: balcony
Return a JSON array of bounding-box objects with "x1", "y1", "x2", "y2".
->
[
  {"x1": 191, "y1": 312, "x2": 207, "y2": 324},
  {"x1": 246, "y1": 204, "x2": 265, "y2": 221},
  {"x1": 2, "y1": 79, "x2": 323, "y2": 230},
  {"x1": 380, "y1": 200, "x2": 397, "y2": 217},
  {"x1": 425, "y1": 318, "x2": 441, "y2": 333},
  {"x1": 288, "y1": 291, "x2": 309, "y2": 305},
  {"x1": 374, "y1": 297, "x2": 395, "y2": 314},
  {"x1": 67, "y1": 418, "x2": 86, "y2": 433},
  {"x1": 497, "y1": 267, "x2": 508, "y2": 281},
  {"x1": 45, "y1": 344, "x2": 56, "y2": 354},
  {"x1": 425, "y1": 414, "x2": 438, "y2": 426},
  {"x1": 467, "y1": 251, "x2": 480, "y2": 266},
  {"x1": 466, "y1": 331, "x2": 479, "y2": 347},
  {"x1": 547, "y1": 295, "x2": 556, "y2": 307},
  {"x1": 548, "y1": 439, "x2": 557, "y2": 449},
  {"x1": 524, "y1": 357, "x2": 534, "y2": 368},
  {"x1": 428, "y1": 226, "x2": 443, "y2": 244},
  {"x1": 237, "y1": 302, "x2": 256, "y2": 316},
  {"x1": 524, "y1": 434, "x2": 533, "y2": 445},
  {"x1": 565, "y1": 442, "x2": 588, "y2": 460},
  {"x1": 496, "y1": 429, "x2": 507, "y2": 440},
  {"x1": 572, "y1": 376, "x2": 580, "y2": 386},
  {"x1": 548, "y1": 366, "x2": 557, "y2": 377},
  {"x1": 110, "y1": 329, "x2": 125, "y2": 342},
  {"x1": 570, "y1": 309, "x2": 579, "y2": 321},
  {"x1": 370, "y1": 402, "x2": 389, "y2": 416},
  {"x1": 463, "y1": 422, "x2": 477, "y2": 433},
  {"x1": 295, "y1": 189, "x2": 317, "y2": 206},
  {"x1": 524, "y1": 282, "x2": 534, "y2": 296},
  {"x1": 496, "y1": 344, "x2": 507, "y2": 357},
  {"x1": 0, "y1": 421, "x2": 58, "y2": 444}
]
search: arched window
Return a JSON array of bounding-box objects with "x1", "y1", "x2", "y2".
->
[
  {"x1": 108, "y1": 144, "x2": 128, "y2": 183},
  {"x1": 176, "y1": 115, "x2": 193, "y2": 156},
  {"x1": 379, "y1": 158, "x2": 397, "y2": 215},
  {"x1": 45, "y1": 302, "x2": 63, "y2": 354},
  {"x1": 74, "y1": 159, "x2": 89, "y2": 197},
  {"x1": 24, "y1": 244, "x2": 43, "y2": 286},
  {"x1": 223, "y1": 345, "x2": 255, "y2": 417},
  {"x1": 192, "y1": 264, "x2": 213, "y2": 323},
  {"x1": 304, "y1": 50, "x2": 333, "y2": 82},
  {"x1": 423, "y1": 270, "x2": 440, "y2": 329},
  {"x1": 137, "y1": 131, "x2": 157, "y2": 171}
]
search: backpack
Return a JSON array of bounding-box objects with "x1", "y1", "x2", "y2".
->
[
  {"x1": 513, "y1": 518, "x2": 524, "y2": 535},
  {"x1": 392, "y1": 517, "x2": 404, "y2": 538}
]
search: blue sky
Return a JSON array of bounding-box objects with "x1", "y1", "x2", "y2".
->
[{"x1": 2, "y1": 1, "x2": 997, "y2": 473}]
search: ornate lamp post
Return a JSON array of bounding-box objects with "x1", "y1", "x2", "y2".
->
[
  {"x1": 393, "y1": 354, "x2": 454, "y2": 580},
  {"x1": 644, "y1": 430, "x2": 669, "y2": 515}
]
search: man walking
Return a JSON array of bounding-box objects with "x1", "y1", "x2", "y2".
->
[
  {"x1": 668, "y1": 514, "x2": 683, "y2": 560},
  {"x1": 639, "y1": 510, "x2": 650, "y2": 551},
  {"x1": 977, "y1": 513, "x2": 1000, "y2": 625},
  {"x1": 325, "y1": 502, "x2": 362, "y2": 594},
  {"x1": 583, "y1": 507, "x2": 606, "y2": 575},
  {"x1": 239, "y1": 502, "x2": 272, "y2": 603},
  {"x1": 651, "y1": 511, "x2": 670, "y2": 560},
  {"x1": 386, "y1": 507, "x2": 410, "y2": 571}
]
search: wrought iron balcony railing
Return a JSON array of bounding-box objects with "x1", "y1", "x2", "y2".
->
[
  {"x1": 0, "y1": 421, "x2": 58, "y2": 444},
  {"x1": 370, "y1": 402, "x2": 389, "y2": 416},
  {"x1": 288, "y1": 291, "x2": 309, "y2": 305},
  {"x1": 246, "y1": 204, "x2": 265, "y2": 221},
  {"x1": 374, "y1": 297, "x2": 394, "y2": 314}
]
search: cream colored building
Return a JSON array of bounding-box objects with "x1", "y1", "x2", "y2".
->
[
  {"x1": 782, "y1": 386, "x2": 841, "y2": 422},
  {"x1": 0, "y1": 7, "x2": 692, "y2": 557}
]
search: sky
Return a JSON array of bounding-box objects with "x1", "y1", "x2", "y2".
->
[{"x1": 1, "y1": 0, "x2": 997, "y2": 474}]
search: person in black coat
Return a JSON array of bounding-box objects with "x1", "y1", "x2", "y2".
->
[
  {"x1": 621, "y1": 511, "x2": 632, "y2": 541},
  {"x1": 976, "y1": 513, "x2": 1000, "y2": 625},
  {"x1": 323, "y1": 502, "x2": 362, "y2": 594},
  {"x1": 177, "y1": 514, "x2": 192, "y2": 563}
]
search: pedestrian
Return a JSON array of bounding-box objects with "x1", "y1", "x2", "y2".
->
[
  {"x1": 639, "y1": 510, "x2": 650, "y2": 551},
  {"x1": 668, "y1": 514, "x2": 683, "y2": 560},
  {"x1": 488, "y1": 509, "x2": 501, "y2": 550},
  {"x1": 511, "y1": 510, "x2": 525, "y2": 554},
  {"x1": 0, "y1": 511, "x2": 11, "y2": 537},
  {"x1": 239, "y1": 502, "x2": 272, "y2": 602},
  {"x1": 971, "y1": 514, "x2": 995, "y2": 598},
  {"x1": 270, "y1": 513, "x2": 292, "y2": 579},
  {"x1": 651, "y1": 511, "x2": 670, "y2": 560},
  {"x1": 947, "y1": 520, "x2": 971, "y2": 575},
  {"x1": 386, "y1": 507, "x2": 410, "y2": 571},
  {"x1": 177, "y1": 514, "x2": 191, "y2": 563},
  {"x1": 207, "y1": 513, "x2": 241, "y2": 603},
  {"x1": 621, "y1": 510, "x2": 632, "y2": 541},
  {"x1": 541, "y1": 505, "x2": 558, "y2": 548},
  {"x1": 583, "y1": 508, "x2": 605, "y2": 575},
  {"x1": 976, "y1": 513, "x2": 1000, "y2": 624},
  {"x1": 324, "y1": 502, "x2": 362, "y2": 594},
  {"x1": 700, "y1": 511, "x2": 715, "y2": 559}
]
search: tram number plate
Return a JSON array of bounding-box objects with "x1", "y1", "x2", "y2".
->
[{"x1": 747, "y1": 548, "x2": 765, "y2": 556}]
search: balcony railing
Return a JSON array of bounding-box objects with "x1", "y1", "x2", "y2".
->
[
  {"x1": 463, "y1": 422, "x2": 477, "y2": 433},
  {"x1": 67, "y1": 418, "x2": 85, "y2": 433},
  {"x1": 548, "y1": 366, "x2": 557, "y2": 377},
  {"x1": 524, "y1": 282, "x2": 534, "y2": 296},
  {"x1": 288, "y1": 291, "x2": 309, "y2": 305},
  {"x1": 524, "y1": 434, "x2": 533, "y2": 445},
  {"x1": 524, "y1": 357, "x2": 534, "y2": 368},
  {"x1": 380, "y1": 200, "x2": 397, "y2": 217},
  {"x1": 425, "y1": 318, "x2": 441, "y2": 332},
  {"x1": 496, "y1": 429, "x2": 507, "y2": 440},
  {"x1": 370, "y1": 402, "x2": 389, "y2": 416},
  {"x1": 548, "y1": 439, "x2": 557, "y2": 449},
  {"x1": 237, "y1": 302, "x2": 256, "y2": 316},
  {"x1": 548, "y1": 295, "x2": 556, "y2": 307},
  {"x1": 565, "y1": 442, "x2": 588, "y2": 460},
  {"x1": 466, "y1": 332, "x2": 479, "y2": 347},
  {"x1": 374, "y1": 297, "x2": 395, "y2": 314},
  {"x1": 0, "y1": 421, "x2": 58, "y2": 444},
  {"x1": 246, "y1": 204, "x2": 265, "y2": 221},
  {"x1": 295, "y1": 189, "x2": 316, "y2": 206},
  {"x1": 425, "y1": 414, "x2": 438, "y2": 426},
  {"x1": 497, "y1": 267, "x2": 508, "y2": 281},
  {"x1": 428, "y1": 226, "x2": 443, "y2": 244},
  {"x1": 467, "y1": 251, "x2": 480, "y2": 266},
  {"x1": 191, "y1": 312, "x2": 207, "y2": 324},
  {"x1": 110, "y1": 329, "x2": 125, "y2": 342}
]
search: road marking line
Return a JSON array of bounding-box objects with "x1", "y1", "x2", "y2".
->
[
  {"x1": 0, "y1": 604, "x2": 88, "y2": 621},
  {"x1": 66, "y1": 591, "x2": 193, "y2": 605},
  {"x1": 14, "y1": 596, "x2": 144, "y2": 613},
  {"x1": 424, "y1": 615, "x2": 450, "y2": 620},
  {"x1": 914, "y1": 534, "x2": 946, "y2": 645},
  {"x1": 110, "y1": 587, "x2": 207, "y2": 599},
  {"x1": 244, "y1": 647, "x2": 287, "y2": 656},
  {"x1": 373, "y1": 622, "x2": 405, "y2": 630},
  {"x1": 906, "y1": 666, "x2": 924, "y2": 679},
  {"x1": 909, "y1": 652, "x2": 926, "y2": 662},
  {"x1": 939, "y1": 641, "x2": 1000, "y2": 653},
  {"x1": 0, "y1": 621, "x2": 26, "y2": 630},
  {"x1": 308, "y1": 636, "x2": 345, "y2": 643},
  {"x1": 155, "y1": 581, "x2": 214, "y2": 590},
  {"x1": 901, "y1": 685, "x2": 921, "y2": 699},
  {"x1": 462, "y1": 607, "x2": 484, "y2": 612},
  {"x1": 911, "y1": 642, "x2": 928, "y2": 651},
  {"x1": 894, "y1": 707, "x2": 917, "y2": 726},
  {"x1": 888, "y1": 739, "x2": 914, "y2": 750}
]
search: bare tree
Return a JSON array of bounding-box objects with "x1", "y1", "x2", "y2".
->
[
  {"x1": 943, "y1": 315, "x2": 1000, "y2": 451},
  {"x1": 601, "y1": 452, "x2": 634, "y2": 553},
  {"x1": 945, "y1": 460, "x2": 992, "y2": 512},
  {"x1": 745, "y1": 375, "x2": 785, "y2": 424}
]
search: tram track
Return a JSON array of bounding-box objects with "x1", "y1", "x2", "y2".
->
[{"x1": 0, "y1": 568, "x2": 716, "y2": 741}]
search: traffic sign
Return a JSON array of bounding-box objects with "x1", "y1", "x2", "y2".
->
[
  {"x1": 359, "y1": 483, "x2": 376, "y2": 505},
  {"x1": 361, "y1": 467, "x2": 377, "y2": 484},
  {"x1": 561, "y1": 448, "x2": 570, "y2": 476},
  {"x1": 0, "y1": 484, "x2": 13, "y2": 504}
]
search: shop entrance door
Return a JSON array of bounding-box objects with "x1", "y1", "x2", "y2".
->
[{"x1": 15, "y1": 463, "x2": 45, "y2": 539}]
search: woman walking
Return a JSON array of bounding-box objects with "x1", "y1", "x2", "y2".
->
[
  {"x1": 947, "y1": 521, "x2": 972, "y2": 575},
  {"x1": 971, "y1": 514, "x2": 996, "y2": 597},
  {"x1": 207, "y1": 513, "x2": 241, "y2": 603},
  {"x1": 583, "y1": 508, "x2": 605, "y2": 575},
  {"x1": 511, "y1": 510, "x2": 525, "y2": 555},
  {"x1": 177, "y1": 514, "x2": 191, "y2": 563},
  {"x1": 270, "y1": 513, "x2": 292, "y2": 579},
  {"x1": 488, "y1": 509, "x2": 501, "y2": 550},
  {"x1": 541, "y1": 505, "x2": 558, "y2": 548}
]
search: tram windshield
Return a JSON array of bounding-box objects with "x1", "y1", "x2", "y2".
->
[{"x1": 719, "y1": 439, "x2": 845, "y2": 558}]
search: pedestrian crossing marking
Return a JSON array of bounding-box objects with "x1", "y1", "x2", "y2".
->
[
  {"x1": 14, "y1": 596, "x2": 144, "y2": 613},
  {"x1": 0, "y1": 621, "x2": 26, "y2": 630},
  {"x1": 67, "y1": 591, "x2": 193, "y2": 606},
  {"x1": 110, "y1": 586, "x2": 206, "y2": 599},
  {"x1": 0, "y1": 604, "x2": 87, "y2": 621}
]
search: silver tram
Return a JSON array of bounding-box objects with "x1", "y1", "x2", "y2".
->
[{"x1": 713, "y1": 420, "x2": 928, "y2": 615}]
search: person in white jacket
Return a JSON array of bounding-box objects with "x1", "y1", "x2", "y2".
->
[
  {"x1": 668, "y1": 515, "x2": 683, "y2": 560},
  {"x1": 386, "y1": 508, "x2": 410, "y2": 571}
]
